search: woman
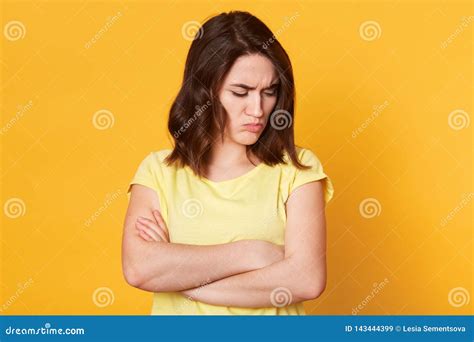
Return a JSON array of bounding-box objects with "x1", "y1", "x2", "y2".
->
[{"x1": 122, "y1": 10, "x2": 334, "y2": 315}]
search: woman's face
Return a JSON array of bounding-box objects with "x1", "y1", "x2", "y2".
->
[{"x1": 218, "y1": 54, "x2": 279, "y2": 146}]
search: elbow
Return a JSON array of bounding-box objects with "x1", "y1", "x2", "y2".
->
[
  {"x1": 123, "y1": 263, "x2": 167, "y2": 292},
  {"x1": 298, "y1": 277, "x2": 326, "y2": 301},
  {"x1": 123, "y1": 263, "x2": 145, "y2": 288}
]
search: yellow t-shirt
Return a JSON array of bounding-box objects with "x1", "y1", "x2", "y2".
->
[{"x1": 127, "y1": 146, "x2": 334, "y2": 315}]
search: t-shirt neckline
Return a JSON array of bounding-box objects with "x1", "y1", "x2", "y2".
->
[{"x1": 186, "y1": 162, "x2": 265, "y2": 185}]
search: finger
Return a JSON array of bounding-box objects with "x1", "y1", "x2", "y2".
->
[
  {"x1": 136, "y1": 219, "x2": 167, "y2": 242},
  {"x1": 152, "y1": 210, "x2": 169, "y2": 240},
  {"x1": 135, "y1": 221, "x2": 163, "y2": 241},
  {"x1": 137, "y1": 224, "x2": 162, "y2": 242},
  {"x1": 138, "y1": 216, "x2": 169, "y2": 242},
  {"x1": 136, "y1": 226, "x2": 155, "y2": 241},
  {"x1": 137, "y1": 229, "x2": 155, "y2": 242},
  {"x1": 152, "y1": 210, "x2": 169, "y2": 241},
  {"x1": 140, "y1": 219, "x2": 168, "y2": 242}
]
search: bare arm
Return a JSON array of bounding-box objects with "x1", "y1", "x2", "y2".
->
[
  {"x1": 122, "y1": 184, "x2": 283, "y2": 292},
  {"x1": 179, "y1": 180, "x2": 328, "y2": 307}
]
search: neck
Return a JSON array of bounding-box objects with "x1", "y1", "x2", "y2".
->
[{"x1": 208, "y1": 139, "x2": 255, "y2": 169}]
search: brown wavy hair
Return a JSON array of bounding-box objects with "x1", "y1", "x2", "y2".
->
[{"x1": 165, "y1": 10, "x2": 310, "y2": 177}]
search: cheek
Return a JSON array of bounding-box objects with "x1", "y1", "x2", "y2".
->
[
  {"x1": 219, "y1": 94, "x2": 243, "y2": 131},
  {"x1": 220, "y1": 93, "x2": 243, "y2": 115},
  {"x1": 263, "y1": 97, "x2": 278, "y2": 117}
]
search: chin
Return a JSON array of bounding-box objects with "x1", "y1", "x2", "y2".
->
[{"x1": 236, "y1": 134, "x2": 260, "y2": 145}]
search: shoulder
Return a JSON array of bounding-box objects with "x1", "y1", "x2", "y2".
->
[
  {"x1": 149, "y1": 148, "x2": 173, "y2": 162},
  {"x1": 281, "y1": 146, "x2": 323, "y2": 170},
  {"x1": 140, "y1": 148, "x2": 173, "y2": 167},
  {"x1": 131, "y1": 149, "x2": 174, "y2": 180}
]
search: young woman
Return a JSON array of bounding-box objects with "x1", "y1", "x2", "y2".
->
[{"x1": 122, "y1": 11, "x2": 334, "y2": 315}]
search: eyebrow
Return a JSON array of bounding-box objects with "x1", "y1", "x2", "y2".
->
[{"x1": 229, "y1": 82, "x2": 280, "y2": 90}]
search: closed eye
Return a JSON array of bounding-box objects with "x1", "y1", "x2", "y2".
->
[
  {"x1": 230, "y1": 87, "x2": 278, "y2": 98},
  {"x1": 263, "y1": 90, "x2": 277, "y2": 97},
  {"x1": 231, "y1": 91, "x2": 248, "y2": 97}
]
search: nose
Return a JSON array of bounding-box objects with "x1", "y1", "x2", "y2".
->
[{"x1": 245, "y1": 94, "x2": 264, "y2": 118}]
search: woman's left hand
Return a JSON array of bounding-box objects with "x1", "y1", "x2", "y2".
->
[{"x1": 135, "y1": 210, "x2": 170, "y2": 243}]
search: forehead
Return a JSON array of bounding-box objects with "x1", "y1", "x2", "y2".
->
[{"x1": 223, "y1": 54, "x2": 277, "y2": 85}]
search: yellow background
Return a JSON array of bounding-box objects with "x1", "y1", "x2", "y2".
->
[{"x1": 1, "y1": 0, "x2": 472, "y2": 315}]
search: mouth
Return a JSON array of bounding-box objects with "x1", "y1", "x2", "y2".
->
[{"x1": 243, "y1": 123, "x2": 264, "y2": 133}]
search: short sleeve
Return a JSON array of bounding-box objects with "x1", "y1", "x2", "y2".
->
[
  {"x1": 289, "y1": 148, "x2": 334, "y2": 204},
  {"x1": 127, "y1": 151, "x2": 169, "y2": 221},
  {"x1": 127, "y1": 153, "x2": 162, "y2": 194}
]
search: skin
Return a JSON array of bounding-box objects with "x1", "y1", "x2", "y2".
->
[
  {"x1": 122, "y1": 53, "x2": 327, "y2": 308},
  {"x1": 205, "y1": 53, "x2": 279, "y2": 181}
]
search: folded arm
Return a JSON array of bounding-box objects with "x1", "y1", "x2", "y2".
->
[
  {"x1": 122, "y1": 184, "x2": 283, "y2": 292},
  {"x1": 181, "y1": 180, "x2": 328, "y2": 307}
]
